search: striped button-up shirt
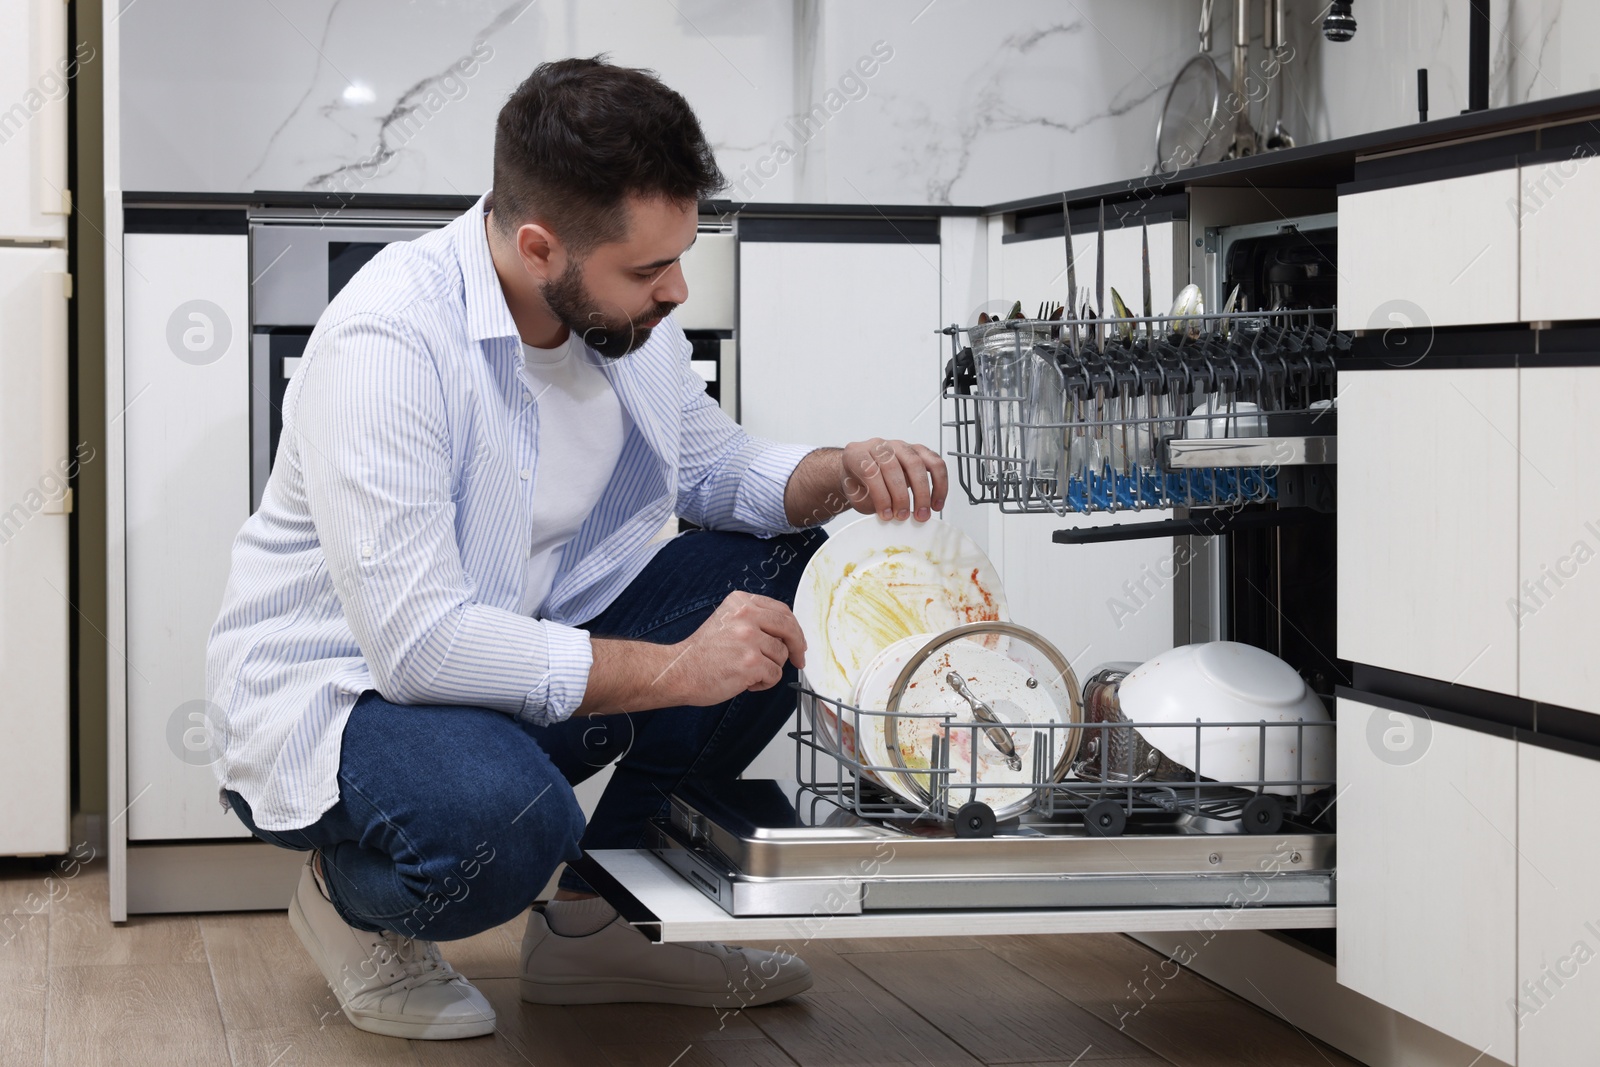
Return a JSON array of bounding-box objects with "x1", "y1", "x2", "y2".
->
[{"x1": 206, "y1": 194, "x2": 815, "y2": 831}]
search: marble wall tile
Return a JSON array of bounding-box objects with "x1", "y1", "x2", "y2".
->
[
  {"x1": 808, "y1": 0, "x2": 1203, "y2": 205},
  {"x1": 1507, "y1": 0, "x2": 1600, "y2": 103},
  {"x1": 118, "y1": 0, "x2": 798, "y2": 197},
  {"x1": 1292, "y1": 0, "x2": 1516, "y2": 142},
  {"x1": 116, "y1": 0, "x2": 1600, "y2": 204}
]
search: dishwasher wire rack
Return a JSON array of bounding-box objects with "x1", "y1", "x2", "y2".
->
[
  {"x1": 941, "y1": 307, "x2": 1348, "y2": 516},
  {"x1": 791, "y1": 680, "x2": 1335, "y2": 838}
]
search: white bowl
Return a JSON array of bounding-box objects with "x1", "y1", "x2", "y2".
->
[
  {"x1": 1115, "y1": 642, "x2": 1332, "y2": 795},
  {"x1": 1183, "y1": 398, "x2": 1267, "y2": 440}
]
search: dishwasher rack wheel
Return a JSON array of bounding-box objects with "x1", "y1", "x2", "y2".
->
[
  {"x1": 1084, "y1": 798, "x2": 1128, "y2": 837},
  {"x1": 953, "y1": 800, "x2": 998, "y2": 838},
  {"x1": 1241, "y1": 794, "x2": 1285, "y2": 835}
]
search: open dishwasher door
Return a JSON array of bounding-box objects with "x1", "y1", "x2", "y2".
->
[{"x1": 572, "y1": 778, "x2": 1334, "y2": 944}]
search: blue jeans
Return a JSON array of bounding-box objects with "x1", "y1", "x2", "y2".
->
[{"x1": 225, "y1": 527, "x2": 823, "y2": 941}]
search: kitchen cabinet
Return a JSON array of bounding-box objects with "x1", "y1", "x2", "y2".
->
[
  {"x1": 738, "y1": 236, "x2": 944, "y2": 466},
  {"x1": 1517, "y1": 367, "x2": 1600, "y2": 712},
  {"x1": 1519, "y1": 155, "x2": 1600, "y2": 323},
  {"x1": 996, "y1": 220, "x2": 1181, "y2": 321},
  {"x1": 0, "y1": 0, "x2": 70, "y2": 242},
  {"x1": 674, "y1": 230, "x2": 735, "y2": 332},
  {"x1": 1337, "y1": 368, "x2": 1520, "y2": 694},
  {"x1": 1338, "y1": 169, "x2": 1520, "y2": 330},
  {"x1": 0, "y1": 247, "x2": 71, "y2": 856},
  {"x1": 1336, "y1": 696, "x2": 1519, "y2": 1062},
  {"x1": 1515, "y1": 740, "x2": 1600, "y2": 1066},
  {"x1": 123, "y1": 231, "x2": 252, "y2": 841}
]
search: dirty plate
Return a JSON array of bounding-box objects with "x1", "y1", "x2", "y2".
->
[
  {"x1": 793, "y1": 516, "x2": 1007, "y2": 705},
  {"x1": 854, "y1": 625, "x2": 1079, "y2": 819}
]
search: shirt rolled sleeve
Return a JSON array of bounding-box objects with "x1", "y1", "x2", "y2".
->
[
  {"x1": 730, "y1": 439, "x2": 819, "y2": 534},
  {"x1": 521, "y1": 620, "x2": 594, "y2": 724}
]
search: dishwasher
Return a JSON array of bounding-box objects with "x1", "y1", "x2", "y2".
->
[{"x1": 575, "y1": 220, "x2": 1345, "y2": 945}]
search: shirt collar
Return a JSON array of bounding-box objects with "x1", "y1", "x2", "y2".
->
[{"x1": 455, "y1": 191, "x2": 523, "y2": 343}]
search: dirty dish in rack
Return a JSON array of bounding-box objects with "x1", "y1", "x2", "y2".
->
[
  {"x1": 792, "y1": 515, "x2": 1007, "y2": 706},
  {"x1": 851, "y1": 623, "x2": 1080, "y2": 820}
]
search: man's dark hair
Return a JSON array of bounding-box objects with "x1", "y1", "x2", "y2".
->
[{"x1": 492, "y1": 56, "x2": 725, "y2": 253}]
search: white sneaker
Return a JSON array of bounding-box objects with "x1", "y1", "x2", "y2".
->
[
  {"x1": 519, "y1": 905, "x2": 813, "y2": 1007},
  {"x1": 286, "y1": 857, "x2": 496, "y2": 1040}
]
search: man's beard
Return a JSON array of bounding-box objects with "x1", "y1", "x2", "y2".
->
[{"x1": 541, "y1": 262, "x2": 677, "y2": 358}]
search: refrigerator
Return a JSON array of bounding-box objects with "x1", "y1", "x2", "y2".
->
[{"x1": 0, "y1": 0, "x2": 72, "y2": 856}]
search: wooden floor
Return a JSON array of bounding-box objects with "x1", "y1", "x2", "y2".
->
[{"x1": 0, "y1": 859, "x2": 1363, "y2": 1067}]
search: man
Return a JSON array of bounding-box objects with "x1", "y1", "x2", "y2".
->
[{"x1": 206, "y1": 56, "x2": 946, "y2": 1041}]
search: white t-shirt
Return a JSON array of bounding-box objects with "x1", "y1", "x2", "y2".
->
[{"x1": 517, "y1": 334, "x2": 629, "y2": 617}]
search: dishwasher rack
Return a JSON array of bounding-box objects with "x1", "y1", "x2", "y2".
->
[
  {"x1": 942, "y1": 308, "x2": 1347, "y2": 516},
  {"x1": 792, "y1": 679, "x2": 1335, "y2": 838}
]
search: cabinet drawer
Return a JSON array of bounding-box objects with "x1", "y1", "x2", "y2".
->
[
  {"x1": 1336, "y1": 697, "x2": 1518, "y2": 1061},
  {"x1": 1337, "y1": 369, "x2": 1519, "y2": 693},
  {"x1": 1338, "y1": 169, "x2": 1520, "y2": 330},
  {"x1": 1520, "y1": 156, "x2": 1600, "y2": 322},
  {"x1": 1518, "y1": 367, "x2": 1600, "y2": 712}
]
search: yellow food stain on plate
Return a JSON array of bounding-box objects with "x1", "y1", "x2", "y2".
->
[{"x1": 824, "y1": 555, "x2": 1002, "y2": 689}]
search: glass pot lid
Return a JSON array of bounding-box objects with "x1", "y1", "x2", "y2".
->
[{"x1": 878, "y1": 622, "x2": 1082, "y2": 821}]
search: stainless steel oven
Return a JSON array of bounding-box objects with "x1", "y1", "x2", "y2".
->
[
  {"x1": 248, "y1": 209, "x2": 739, "y2": 511},
  {"x1": 249, "y1": 213, "x2": 452, "y2": 509}
]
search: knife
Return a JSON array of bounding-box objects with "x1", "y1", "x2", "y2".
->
[
  {"x1": 1063, "y1": 193, "x2": 1078, "y2": 356},
  {"x1": 1141, "y1": 217, "x2": 1153, "y2": 322},
  {"x1": 1096, "y1": 199, "x2": 1106, "y2": 346}
]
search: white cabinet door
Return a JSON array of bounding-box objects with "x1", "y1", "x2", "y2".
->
[
  {"x1": 1516, "y1": 741, "x2": 1600, "y2": 1066},
  {"x1": 1339, "y1": 169, "x2": 1520, "y2": 329},
  {"x1": 1336, "y1": 696, "x2": 1519, "y2": 1062},
  {"x1": 0, "y1": 0, "x2": 71, "y2": 241},
  {"x1": 1518, "y1": 367, "x2": 1600, "y2": 712},
  {"x1": 1337, "y1": 369, "x2": 1520, "y2": 693},
  {"x1": 1520, "y1": 156, "x2": 1600, "y2": 323},
  {"x1": 675, "y1": 231, "x2": 735, "y2": 331},
  {"x1": 738, "y1": 238, "x2": 944, "y2": 511},
  {"x1": 996, "y1": 221, "x2": 1182, "y2": 323},
  {"x1": 0, "y1": 247, "x2": 70, "y2": 855},
  {"x1": 124, "y1": 232, "x2": 252, "y2": 840}
]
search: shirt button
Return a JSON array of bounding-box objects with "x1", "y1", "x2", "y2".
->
[
  {"x1": 519, "y1": 469, "x2": 531, "y2": 480},
  {"x1": 524, "y1": 391, "x2": 533, "y2": 402},
  {"x1": 360, "y1": 544, "x2": 373, "y2": 559}
]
